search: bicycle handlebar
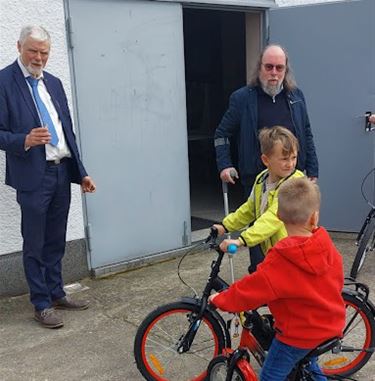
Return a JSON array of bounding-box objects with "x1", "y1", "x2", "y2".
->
[
  {"x1": 205, "y1": 226, "x2": 218, "y2": 243},
  {"x1": 205, "y1": 228, "x2": 238, "y2": 255}
]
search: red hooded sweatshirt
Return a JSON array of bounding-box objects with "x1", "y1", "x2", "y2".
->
[{"x1": 212, "y1": 227, "x2": 345, "y2": 349}]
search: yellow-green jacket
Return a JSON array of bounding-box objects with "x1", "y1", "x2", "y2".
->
[{"x1": 222, "y1": 169, "x2": 304, "y2": 255}]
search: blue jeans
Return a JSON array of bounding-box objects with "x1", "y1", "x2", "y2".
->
[{"x1": 260, "y1": 338, "x2": 327, "y2": 381}]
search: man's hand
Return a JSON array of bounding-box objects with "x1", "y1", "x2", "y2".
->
[
  {"x1": 369, "y1": 114, "x2": 375, "y2": 124},
  {"x1": 308, "y1": 176, "x2": 318, "y2": 184},
  {"x1": 220, "y1": 167, "x2": 239, "y2": 184},
  {"x1": 81, "y1": 176, "x2": 96, "y2": 193},
  {"x1": 25, "y1": 127, "x2": 51, "y2": 148}
]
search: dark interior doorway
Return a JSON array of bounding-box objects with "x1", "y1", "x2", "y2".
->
[{"x1": 183, "y1": 8, "x2": 247, "y2": 232}]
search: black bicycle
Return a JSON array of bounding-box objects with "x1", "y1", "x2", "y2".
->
[
  {"x1": 134, "y1": 228, "x2": 375, "y2": 381},
  {"x1": 350, "y1": 168, "x2": 375, "y2": 279}
]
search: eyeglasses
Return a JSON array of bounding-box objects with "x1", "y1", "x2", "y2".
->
[{"x1": 262, "y1": 63, "x2": 286, "y2": 72}]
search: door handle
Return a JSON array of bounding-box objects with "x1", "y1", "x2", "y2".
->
[{"x1": 365, "y1": 111, "x2": 375, "y2": 132}]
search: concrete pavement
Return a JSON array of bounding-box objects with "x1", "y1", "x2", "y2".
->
[{"x1": 1, "y1": 232, "x2": 374, "y2": 380}]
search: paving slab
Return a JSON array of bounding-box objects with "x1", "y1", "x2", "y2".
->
[{"x1": 0, "y1": 233, "x2": 374, "y2": 380}]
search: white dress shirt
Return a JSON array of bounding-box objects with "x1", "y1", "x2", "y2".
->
[{"x1": 18, "y1": 57, "x2": 71, "y2": 161}]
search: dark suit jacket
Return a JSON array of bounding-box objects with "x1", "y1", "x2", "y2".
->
[{"x1": 0, "y1": 60, "x2": 88, "y2": 191}]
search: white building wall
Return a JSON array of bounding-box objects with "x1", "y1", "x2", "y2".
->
[
  {"x1": 0, "y1": 0, "x2": 340, "y2": 256},
  {"x1": 0, "y1": 0, "x2": 84, "y2": 255}
]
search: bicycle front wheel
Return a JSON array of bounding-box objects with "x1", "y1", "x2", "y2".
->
[
  {"x1": 134, "y1": 301, "x2": 226, "y2": 381},
  {"x1": 207, "y1": 355, "x2": 245, "y2": 381},
  {"x1": 350, "y1": 217, "x2": 375, "y2": 279},
  {"x1": 319, "y1": 293, "x2": 375, "y2": 376}
]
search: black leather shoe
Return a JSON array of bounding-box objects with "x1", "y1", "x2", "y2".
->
[
  {"x1": 34, "y1": 308, "x2": 64, "y2": 328},
  {"x1": 52, "y1": 296, "x2": 89, "y2": 311}
]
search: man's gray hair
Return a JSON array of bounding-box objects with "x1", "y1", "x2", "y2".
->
[
  {"x1": 19, "y1": 25, "x2": 51, "y2": 45},
  {"x1": 249, "y1": 44, "x2": 297, "y2": 91}
]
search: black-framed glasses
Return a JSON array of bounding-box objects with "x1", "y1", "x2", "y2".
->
[{"x1": 262, "y1": 63, "x2": 286, "y2": 72}]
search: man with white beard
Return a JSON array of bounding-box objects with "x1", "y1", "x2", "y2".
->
[{"x1": 0, "y1": 25, "x2": 96, "y2": 328}]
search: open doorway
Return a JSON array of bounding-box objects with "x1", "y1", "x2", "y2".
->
[{"x1": 183, "y1": 8, "x2": 261, "y2": 235}]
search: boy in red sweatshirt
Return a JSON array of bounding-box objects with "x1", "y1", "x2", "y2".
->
[{"x1": 209, "y1": 177, "x2": 345, "y2": 381}]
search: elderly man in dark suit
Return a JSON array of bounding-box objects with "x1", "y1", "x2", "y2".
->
[{"x1": 0, "y1": 25, "x2": 96, "y2": 328}]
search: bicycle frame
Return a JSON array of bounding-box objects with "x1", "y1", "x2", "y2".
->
[
  {"x1": 215, "y1": 323, "x2": 342, "y2": 381},
  {"x1": 222, "y1": 345, "x2": 259, "y2": 381}
]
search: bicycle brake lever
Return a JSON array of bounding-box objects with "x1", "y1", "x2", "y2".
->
[{"x1": 205, "y1": 226, "x2": 218, "y2": 243}]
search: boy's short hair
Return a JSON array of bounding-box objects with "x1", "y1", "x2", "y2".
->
[
  {"x1": 259, "y1": 126, "x2": 299, "y2": 156},
  {"x1": 278, "y1": 177, "x2": 321, "y2": 225}
]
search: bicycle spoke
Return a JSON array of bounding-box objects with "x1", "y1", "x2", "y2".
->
[{"x1": 320, "y1": 294, "x2": 375, "y2": 377}]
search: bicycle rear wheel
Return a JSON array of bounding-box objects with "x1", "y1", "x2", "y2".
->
[
  {"x1": 134, "y1": 301, "x2": 226, "y2": 381},
  {"x1": 319, "y1": 293, "x2": 375, "y2": 376},
  {"x1": 350, "y1": 217, "x2": 375, "y2": 279}
]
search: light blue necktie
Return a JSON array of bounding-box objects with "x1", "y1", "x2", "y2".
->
[{"x1": 26, "y1": 77, "x2": 59, "y2": 146}]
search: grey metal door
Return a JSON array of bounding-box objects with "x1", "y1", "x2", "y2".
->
[
  {"x1": 158, "y1": 0, "x2": 276, "y2": 6},
  {"x1": 270, "y1": 0, "x2": 375, "y2": 231},
  {"x1": 66, "y1": 0, "x2": 190, "y2": 268}
]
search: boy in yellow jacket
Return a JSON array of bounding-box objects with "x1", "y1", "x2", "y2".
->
[{"x1": 214, "y1": 126, "x2": 304, "y2": 271}]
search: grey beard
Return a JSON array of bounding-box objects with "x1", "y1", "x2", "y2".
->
[
  {"x1": 261, "y1": 83, "x2": 283, "y2": 98},
  {"x1": 26, "y1": 64, "x2": 43, "y2": 78}
]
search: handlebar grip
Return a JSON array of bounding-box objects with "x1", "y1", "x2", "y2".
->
[
  {"x1": 227, "y1": 244, "x2": 237, "y2": 254},
  {"x1": 222, "y1": 169, "x2": 237, "y2": 193},
  {"x1": 205, "y1": 226, "x2": 218, "y2": 243},
  {"x1": 210, "y1": 226, "x2": 218, "y2": 238},
  {"x1": 229, "y1": 169, "x2": 237, "y2": 179}
]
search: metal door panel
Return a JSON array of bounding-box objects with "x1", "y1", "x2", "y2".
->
[
  {"x1": 154, "y1": 0, "x2": 276, "y2": 7},
  {"x1": 270, "y1": 0, "x2": 375, "y2": 231},
  {"x1": 66, "y1": 0, "x2": 190, "y2": 268}
]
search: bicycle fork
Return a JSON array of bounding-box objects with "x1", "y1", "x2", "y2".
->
[
  {"x1": 176, "y1": 303, "x2": 207, "y2": 353},
  {"x1": 221, "y1": 328, "x2": 266, "y2": 381}
]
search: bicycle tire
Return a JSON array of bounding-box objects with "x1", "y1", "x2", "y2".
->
[
  {"x1": 319, "y1": 293, "x2": 375, "y2": 376},
  {"x1": 207, "y1": 355, "x2": 245, "y2": 381},
  {"x1": 134, "y1": 301, "x2": 226, "y2": 381},
  {"x1": 350, "y1": 217, "x2": 375, "y2": 279}
]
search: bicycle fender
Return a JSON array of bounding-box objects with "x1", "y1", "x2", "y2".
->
[
  {"x1": 363, "y1": 297, "x2": 375, "y2": 317},
  {"x1": 237, "y1": 359, "x2": 258, "y2": 381},
  {"x1": 342, "y1": 289, "x2": 375, "y2": 317},
  {"x1": 180, "y1": 296, "x2": 231, "y2": 347}
]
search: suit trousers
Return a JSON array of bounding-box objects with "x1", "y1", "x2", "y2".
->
[{"x1": 17, "y1": 160, "x2": 71, "y2": 311}]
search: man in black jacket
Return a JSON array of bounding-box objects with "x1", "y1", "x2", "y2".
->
[{"x1": 215, "y1": 44, "x2": 318, "y2": 196}]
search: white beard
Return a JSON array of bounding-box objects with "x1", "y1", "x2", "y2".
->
[
  {"x1": 26, "y1": 64, "x2": 43, "y2": 78},
  {"x1": 261, "y1": 82, "x2": 283, "y2": 98}
]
